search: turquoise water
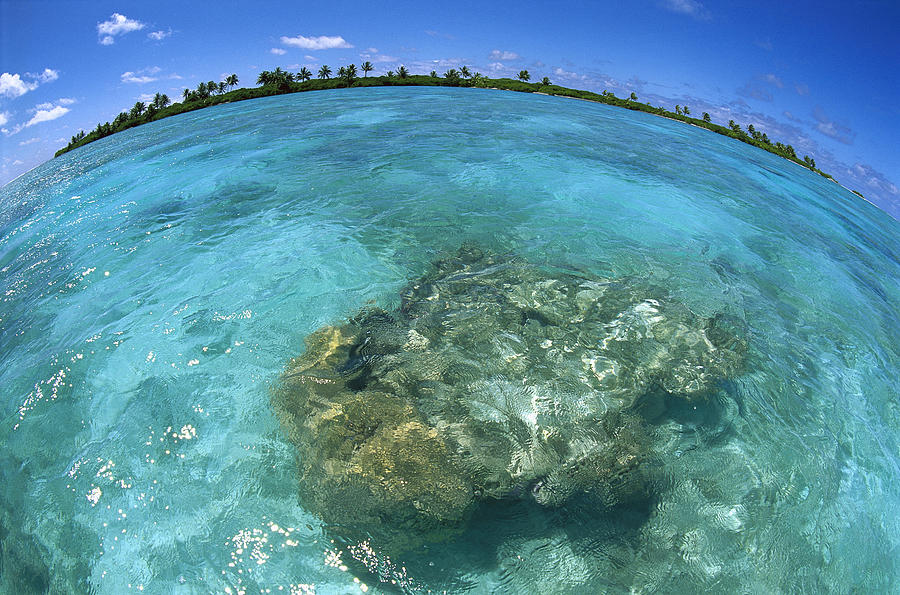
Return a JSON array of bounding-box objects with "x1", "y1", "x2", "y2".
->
[{"x1": 1, "y1": 86, "x2": 898, "y2": 593}]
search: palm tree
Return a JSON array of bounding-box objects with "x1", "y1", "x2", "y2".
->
[
  {"x1": 361, "y1": 61, "x2": 374, "y2": 77},
  {"x1": 129, "y1": 101, "x2": 145, "y2": 120},
  {"x1": 342, "y1": 64, "x2": 357, "y2": 85},
  {"x1": 298, "y1": 67, "x2": 312, "y2": 82},
  {"x1": 256, "y1": 71, "x2": 271, "y2": 86},
  {"x1": 541, "y1": 76, "x2": 551, "y2": 86},
  {"x1": 675, "y1": 105, "x2": 682, "y2": 115},
  {"x1": 397, "y1": 65, "x2": 409, "y2": 78},
  {"x1": 444, "y1": 68, "x2": 459, "y2": 80},
  {"x1": 629, "y1": 92, "x2": 638, "y2": 101},
  {"x1": 683, "y1": 105, "x2": 690, "y2": 116},
  {"x1": 207, "y1": 80, "x2": 217, "y2": 94},
  {"x1": 430, "y1": 70, "x2": 437, "y2": 78},
  {"x1": 152, "y1": 92, "x2": 169, "y2": 109},
  {"x1": 182, "y1": 88, "x2": 191, "y2": 102},
  {"x1": 460, "y1": 66, "x2": 471, "y2": 79},
  {"x1": 702, "y1": 112, "x2": 711, "y2": 123},
  {"x1": 218, "y1": 82, "x2": 227, "y2": 95},
  {"x1": 386, "y1": 70, "x2": 395, "y2": 78},
  {"x1": 272, "y1": 68, "x2": 288, "y2": 84},
  {"x1": 318, "y1": 65, "x2": 332, "y2": 79},
  {"x1": 226, "y1": 74, "x2": 239, "y2": 89},
  {"x1": 196, "y1": 82, "x2": 209, "y2": 98},
  {"x1": 517, "y1": 70, "x2": 530, "y2": 82}
]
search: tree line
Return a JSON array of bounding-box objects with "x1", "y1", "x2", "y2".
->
[{"x1": 55, "y1": 65, "x2": 829, "y2": 182}]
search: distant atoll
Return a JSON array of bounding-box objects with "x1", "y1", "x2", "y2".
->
[{"x1": 55, "y1": 65, "x2": 847, "y2": 190}]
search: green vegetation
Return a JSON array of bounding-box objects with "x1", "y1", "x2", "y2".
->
[{"x1": 55, "y1": 64, "x2": 846, "y2": 188}]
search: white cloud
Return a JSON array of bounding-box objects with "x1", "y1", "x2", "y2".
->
[
  {"x1": 148, "y1": 29, "x2": 172, "y2": 41},
  {"x1": 489, "y1": 50, "x2": 520, "y2": 61},
  {"x1": 661, "y1": 0, "x2": 711, "y2": 20},
  {"x1": 19, "y1": 137, "x2": 40, "y2": 146},
  {"x1": 97, "y1": 13, "x2": 145, "y2": 44},
  {"x1": 121, "y1": 67, "x2": 161, "y2": 84},
  {"x1": 58, "y1": 97, "x2": 76, "y2": 105},
  {"x1": 280, "y1": 35, "x2": 352, "y2": 50},
  {"x1": 34, "y1": 102, "x2": 54, "y2": 110},
  {"x1": 270, "y1": 48, "x2": 287, "y2": 55},
  {"x1": 362, "y1": 54, "x2": 399, "y2": 64},
  {"x1": 0, "y1": 72, "x2": 38, "y2": 98},
  {"x1": 812, "y1": 106, "x2": 855, "y2": 145},
  {"x1": 304, "y1": 55, "x2": 316, "y2": 61},
  {"x1": 366, "y1": 47, "x2": 379, "y2": 54},
  {"x1": 795, "y1": 82, "x2": 809, "y2": 96},
  {"x1": 0, "y1": 112, "x2": 9, "y2": 126},
  {"x1": 121, "y1": 71, "x2": 157, "y2": 84},
  {"x1": 26, "y1": 105, "x2": 69, "y2": 127},
  {"x1": 27, "y1": 68, "x2": 59, "y2": 83},
  {"x1": 762, "y1": 73, "x2": 783, "y2": 88}
]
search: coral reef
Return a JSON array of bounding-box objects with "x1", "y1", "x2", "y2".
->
[{"x1": 272, "y1": 245, "x2": 747, "y2": 551}]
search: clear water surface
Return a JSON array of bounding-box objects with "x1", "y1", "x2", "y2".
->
[{"x1": 1, "y1": 86, "x2": 898, "y2": 593}]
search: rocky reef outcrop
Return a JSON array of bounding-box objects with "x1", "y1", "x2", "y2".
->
[{"x1": 272, "y1": 245, "x2": 746, "y2": 551}]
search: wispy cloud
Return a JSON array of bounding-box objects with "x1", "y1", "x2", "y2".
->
[
  {"x1": 794, "y1": 82, "x2": 809, "y2": 96},
  {"x1": 762, "y1": 73, "x2": 783, "y2": 88},
  {"x1": 98, "y1": 13, "x2": 145, "y2": 45},
  {"x1": 812, "y1": 106, "x2": 855, "y2": 144},
  {"x1": 847, "y1": 163, "x2": 899, "y2": 203},
  {"x1": 148, "y1": 29, "x2": 172, "y2": 41},
  {"x1": 736, "y1": 74, "x2": 785, "y2": 102},
  {"x1": 755, "y1": 39, "x2": 773, "y2": 51},
  {"x1": 0, "y1": 112, "x2": 10, "y2": 126},
  {"x1": 121, "y1": 66, "x2": 162, "y2": 84},
  {"x1": 58, "y1": 97, "x2": 76, "y2": 105},
  {"x1": 270, "y1": 48, "x2": 287, "y2": 55},
  {"x1": 660, "y1": 0, "x2": 711, "y2": 20},
  {"x1": 27, "y1": 68, "x2": 59, "y2": 83},
  {"x1": 489, "y1": 50, "x2": 520, "y2": 61},
  {"x1": 425, "y1": 30, "x2": 455, "y2": 40},
  {"x1": 280, "y1": 35, "x2": 352, "y2": 50},
  {"x1": 0, "y1": 72, "x2": 37, "y2": 98},
  {"x1": 18, "y1": 137, "x2": 40, "y2": 146},
  {"x1": 359, "y1": 49, "x2": 399, "y2": 64},
  {"x1": 26, "y1": 105, "x2": 69, "y2": 127}
]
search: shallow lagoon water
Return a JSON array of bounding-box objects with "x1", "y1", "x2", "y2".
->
[{"x1": 1, "y1": 86, "x2": 898, "y2": 593}]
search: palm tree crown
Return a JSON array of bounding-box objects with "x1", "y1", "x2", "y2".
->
[
  {"x1": 517, "y1": 70, "x2": 530, "y2": 82},
  {"x1": 361, "y1": 61, "x2": 374, "y2": 77},
  {"x1": 318, "y1": 65, "x2": 332, "y2": 79}
]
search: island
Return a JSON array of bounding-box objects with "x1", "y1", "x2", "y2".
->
[{"x1": 56, "y1": 65, "x2": 845, "y2": 191}]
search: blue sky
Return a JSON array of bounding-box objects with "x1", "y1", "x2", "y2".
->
[{"x1": 1, "y1": 0, "x2": 898, "y2": 217}]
